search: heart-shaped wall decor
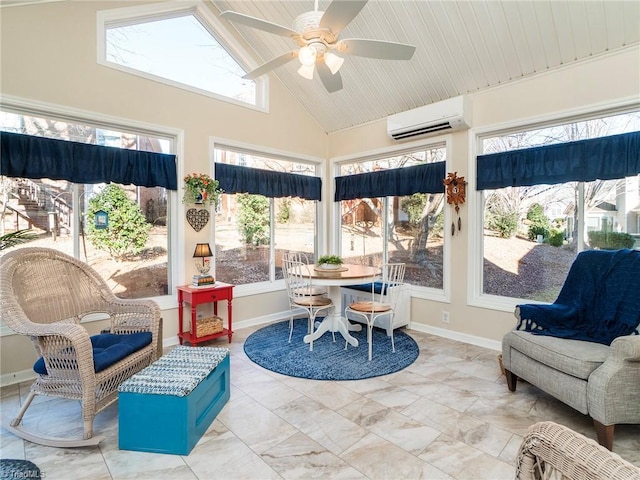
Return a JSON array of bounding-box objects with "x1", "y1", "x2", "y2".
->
[{"x1": 186, "y1": 208, "x2": 210, "y2": 232}]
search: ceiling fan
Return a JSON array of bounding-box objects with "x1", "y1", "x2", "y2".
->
[{"x1": 220, "y1": 0, "x2": 416, "y2": 93}]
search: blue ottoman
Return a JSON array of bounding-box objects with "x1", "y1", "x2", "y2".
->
[{"x1": 118, "y1": 346, "x2": 230, "y2": 455}]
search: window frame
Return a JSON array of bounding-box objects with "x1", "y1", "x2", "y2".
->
[
  {"x1": 0, "y1": 93, "x2": 184, "y2": 333},
  {"x1": 210, "y1": 137, "x2": 326, "y2": 298},
  {"x1": 96, "y1": 0, "x2": 269, "y2": 113},
  {"x1": 468, "y1": 97, "x2": 640, "y2": 313},
  {"x1": 330, "y1": 136, "x2": 452, "y2": 304}
]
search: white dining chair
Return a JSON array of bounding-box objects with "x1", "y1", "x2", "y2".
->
[
  {"x1": 345, "y1": 263, "x2": 406, "y2": 361},
  {"x1": 282, "y1": 257, "x2": 334, "y2": 350}
]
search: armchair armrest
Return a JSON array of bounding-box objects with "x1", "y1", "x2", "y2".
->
[
  {"x1": 33, "y1": 322, "x2": 96, "y2": 387},
  {"x1": 587, "y1": 334, "x2": 640, "y2": 425},
  {"x1": 610, "y1": 335, "x2": 640, "y2": 361},
  {"x1": 106, "y1": 298, "x2": 161, "y2": 360}
]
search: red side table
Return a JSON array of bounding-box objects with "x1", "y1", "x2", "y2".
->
[{"x1": 177, "y1": 282, "x2": 234, "y2": 346}]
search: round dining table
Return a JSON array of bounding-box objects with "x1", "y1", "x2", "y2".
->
[{"x1": 302, "y1": 263, "x2": 380, "y2": 347}]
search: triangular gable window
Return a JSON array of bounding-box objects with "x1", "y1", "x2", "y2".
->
[{"x1": 98, "y1": 2, "x2": 264, "y2": 109}]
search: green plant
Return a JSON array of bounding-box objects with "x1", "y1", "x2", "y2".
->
[
  {"x1": 0, "y1": 229, "x2": 36, "y2": 250},
  {"x1": 237, "y1": 194, "x2": 269, "y2": 246},
  {"x1": 183, "y1": 173, "x2": 222, "y2": 207},
  {"x1": 486, "y1": 208, "x2": 519, "y2": 238},
  {"x1": 276, "y1": 198, "x2": 291, "y2": 223},
  {"x1": 549, "y1": 229, "x2": 564, "y2": 247},
  {"x1": 587, "y1": 230, "x2": 635, "y2": 250},
  {"x1": 317, "y1": 255, "x2": 343, "y2": 265},
  {"x1": 529, "y1": 224, "x2": 550, "y2": 241},
  {"x1": 86, "y1": 184, "x2": 150, "y2": 260},
  {"x1": 526, "y1": 203, "x2": 551, "y2": 241}
]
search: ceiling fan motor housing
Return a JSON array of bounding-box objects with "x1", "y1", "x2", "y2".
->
[{"x1": 293, "y1": 10, "x2": 335, "y2": 48}]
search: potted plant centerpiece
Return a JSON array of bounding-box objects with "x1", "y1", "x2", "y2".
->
[
  {"x1": 317, "y1": 255, "x2": 344, "y2": 270},
  {"x1": 183, "y1": 173, "x2": 222, "y2": 208}
]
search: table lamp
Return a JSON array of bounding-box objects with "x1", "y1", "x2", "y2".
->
[{"x1": 193, "y1": 243, "x2": 214, "y2": 286}]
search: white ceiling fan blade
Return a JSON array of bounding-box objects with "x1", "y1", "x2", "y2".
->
[
  {"x1": 317, "y1": 59, "x2": 343, "y2": 93},
  {"x1": 319, "y1": 0, "x2": 368, "y2": 35},
  {"x1": 220, "y1": 11, "x2": 298, "y2": 38},
  {"x1": 337, "y1": 38, "x2": 416, "y2": 60},
  {"x1": 242, "y1": 51, "x2": 298, "y2": 80}
]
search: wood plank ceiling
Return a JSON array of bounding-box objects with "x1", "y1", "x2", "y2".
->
[{"x1": 209, "y1": 1, "x2": 639, "y2": 134}]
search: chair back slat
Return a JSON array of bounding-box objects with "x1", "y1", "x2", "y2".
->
[{"x1": 1, "y1": 248, "x2": 114, "y2": 329}]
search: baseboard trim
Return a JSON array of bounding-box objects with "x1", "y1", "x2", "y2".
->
[
  {"x1": 410, "y1": 323, "x2": 502, "y2": 352},
  {"x1": 1, "y1": 369, "x2": 36, "y2": 388}
]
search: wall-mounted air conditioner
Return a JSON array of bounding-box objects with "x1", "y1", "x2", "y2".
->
[{"x1": 387, "y1": 95, "x2": 471, "y2": 141}]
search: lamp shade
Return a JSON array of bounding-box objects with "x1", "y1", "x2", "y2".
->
[
  {"x1": 298, "y1": 45, "x2": 317, "y2": 66},
  {"x1": 297, "y1": 64, "x2": 315, "y2": 80},
  {"x1": 324, "y1": 52, "x2": 344, "y2": 75},
  {"x1": 193, "y1": 243, "x2": 213, "y2": 258}
]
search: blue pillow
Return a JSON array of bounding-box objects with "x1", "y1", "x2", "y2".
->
[
  {"x1": 346, "y1": 282, "x2": 389, "y2": 295},
  {"x1": 33, "y1": 332, "x2": 152, "y2": 375}
]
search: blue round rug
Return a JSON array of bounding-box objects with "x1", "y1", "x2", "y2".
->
[{"x1": 244, "y1": 319, "x2": 419, "y2": 380}]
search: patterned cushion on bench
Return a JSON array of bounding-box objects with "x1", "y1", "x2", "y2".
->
[{"x1": 33, "y1": 332, "x2": 152, "y2": 375}]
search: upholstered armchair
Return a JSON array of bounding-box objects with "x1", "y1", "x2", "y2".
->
[
  {"x1": 0, "y1": 247, "x2": 161, "y2": 447},
  {"x1": 502, "y1": 249, "x2": 640, "y2": 450}
]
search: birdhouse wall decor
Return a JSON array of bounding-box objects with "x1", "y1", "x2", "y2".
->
[{"x1": 443, "y1": 172, "x2": 467, "y2": 235}]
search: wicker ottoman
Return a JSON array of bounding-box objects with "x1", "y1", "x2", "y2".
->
[{"x1": 118, "y1": 346, "x2": 230, "y2": 455}]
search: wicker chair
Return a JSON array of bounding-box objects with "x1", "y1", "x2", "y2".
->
[
  {"x1": 0, "y1": 247, "x2": 161, "y2": 447},
  {"x1": 516, "y1": 422, "x2": 640, "y2": 480}
]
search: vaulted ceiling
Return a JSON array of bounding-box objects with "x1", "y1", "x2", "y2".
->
[{"x1": 210, "y1": 0, "x2": 640, "y2": 133}]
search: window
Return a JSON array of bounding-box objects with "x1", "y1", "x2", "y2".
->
[
  {"x1": 477, "y1": 111, "x2": 640, "y2": 304},
  {"x1": 98, "y1": 2, "x2": 262, "y2": 109},
  {"x1": 213, "y1": 146, "x2": 320, "y2": 286},
  {"x1": 0, "y1": 110, "x2": 176, "y2": 300},
  {"x1": 337, "y1": 146, "x2": 447, "y2": 290}
]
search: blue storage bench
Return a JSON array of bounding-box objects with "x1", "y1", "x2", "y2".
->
[{"x1": 118, "y1": 346, "x2": 230, "y2": 455}]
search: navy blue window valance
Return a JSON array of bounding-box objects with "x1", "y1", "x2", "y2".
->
[
  {"x1": 1, "y1": 131, "x2": 177, "y2": 190},
  {"x1": 476, "y1": 131, "x2": 640, "y2": 190},
  {"x1": 335, "y1": 161, "x2": 446, "y2": 202},
  {"x1": 214, "y1": 162, "x2": 321, "y2": 201}
]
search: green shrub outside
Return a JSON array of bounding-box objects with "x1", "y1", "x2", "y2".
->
[
  {"x1": 587, "y1": 231, "x2": 635, "y2": 250},
  {"x1": 86, "y1": 184, "x2": 150, "y2": 260},
  {"x1": 237, "y1": 194, "x2": 270, "y2": 246},
  {"x1": 549, "y1": 229, "x2": 564, "y2": 247},
  {"x1": 527, "y1": 203, "x2": 551, "y2": 241},
  {"x1": 486, "y1": 209, "x2": 519, "y2": 238}
]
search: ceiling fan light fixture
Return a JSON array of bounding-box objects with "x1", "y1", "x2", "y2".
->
[
  {"x1": 297, "y1": 63, "x2": 315, "y2": 80},
  {"x1": 298, "y1": 45, "x2": 317, "y2": 66},
  {"x1": 324, "y1": 52, "x2": 344, "y2": 74}
]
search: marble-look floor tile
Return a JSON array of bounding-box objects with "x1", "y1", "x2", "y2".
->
[
  {"x1": 231, "y1": 370, "x2": 303, "y2": 410},
  {"x1": 261, "y1": 431, "x2": 366, "y2": 479},
  {"x1": 274, "y1": 397, "x2": 368, "y2": 455},
  {"x1": 216, "y1": 393, "x2": 298, "y2": 454},
  {"x1": 419, "y1": 434, "x2": 515, "y2": 479},
  {"x1": 341, "y1": 432, "x2": 452, "y2": 479},
  {"x1": 184, "y1": 422, "x2": 280, "y2": 480}
]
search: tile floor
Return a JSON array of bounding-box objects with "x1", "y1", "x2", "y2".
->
[{"x1": 1, "y1": 325, "x2": 638, "y2": 479}]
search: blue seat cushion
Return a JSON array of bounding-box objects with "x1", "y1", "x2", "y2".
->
[
  {"x1": 33, "y1": 332, "x2": 152, "y2": 375},
  {"x1": 346, "y1": 282, "x2": 389, "y2": 295}
]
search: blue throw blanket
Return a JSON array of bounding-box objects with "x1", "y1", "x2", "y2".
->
[{"x1": 517, "y1": 249, "x2": 640, "y2": 345}]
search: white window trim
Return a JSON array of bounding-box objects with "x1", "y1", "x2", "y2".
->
[
  {"x1": 330, "y1": 135, "x2": 452, "y2": 304},
  {"x1": 0, "y1": 93, "x2": 185, "y2": 336},
  {"x1": 210, "y1": 137, "x2": 325, "y2": 297},
  {"x1": 96, "y1": 0, "x2": 269, "y2": 114},
  {"x1": 467, "y1": 95, "x2": 640, "y2": 313}
]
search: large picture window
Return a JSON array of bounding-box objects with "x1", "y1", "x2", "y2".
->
[
  {"x1": 213, "y1": 147, "x2": 320, "y2": 286},
  {"x1": 337, "y1": 146, "x2": 447, "y2": 290},
  {"x1": 0, "y1": 110, "x2": 175, "y2": 300},
  {"x1": 477, "y1": 111, "x2": 640, "y2": 303}
]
